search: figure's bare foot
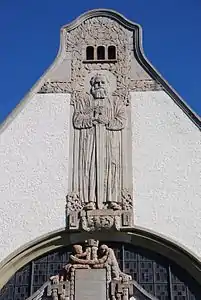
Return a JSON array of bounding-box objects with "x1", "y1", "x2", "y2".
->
[
  {"x1": 109, "y1": 202, "x2": 121, "y2": 210},
  {"x1": 85, "y1": 202, "x2": 96, "y2": 210}
]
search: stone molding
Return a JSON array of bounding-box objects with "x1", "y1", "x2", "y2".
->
[
  {"x1": 39, "y1": 81, "x2": 71, "y2": 93},
  {"x1": 38, "y1": 79, "x2": 162, "y2": 94}
]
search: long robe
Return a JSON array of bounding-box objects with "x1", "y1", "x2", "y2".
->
[{"x1": 72, "y1": 95, "x2": 126, "y2": 209}]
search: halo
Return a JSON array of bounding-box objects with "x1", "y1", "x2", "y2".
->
[{"x1": 84, "y1": 70, "x2": 117, "y2": 94}]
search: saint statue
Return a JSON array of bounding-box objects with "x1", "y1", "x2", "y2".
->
[{"x1": 72, "y1": 74, "x2": 127, "y2": 210}]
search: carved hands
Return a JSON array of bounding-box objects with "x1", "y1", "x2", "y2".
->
[
  {"x1": 73, "y1": 101, "x2": 109, "y2": 128},
  {"x1": 92, "y1": 105, "x2": 109, "y2": 126},
  {"x1": 47, "y1": 241, "x2": 137, "y2": 300}
]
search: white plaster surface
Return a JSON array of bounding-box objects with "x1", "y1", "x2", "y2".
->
[
  {"x1": 0, "y1": 93, "x2": 71, "y2": 262},
  {"x1": 131, "y1": 91, "x2": 201, "y2": 258},
  {"x1": 0, "y1": 89, "x2": 201, "y2": 264}
]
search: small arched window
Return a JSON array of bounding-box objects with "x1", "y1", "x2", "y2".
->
[
  {"x1": 108, "y1": 45, "x2": 116, "y2": 60},
  {"x1": 86, "y1": 46, "x2": 94, "y2": 60},
  {"x1": 97, "y1": 46, "x2": 105, "y2": 60}
]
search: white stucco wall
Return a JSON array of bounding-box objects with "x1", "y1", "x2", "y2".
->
[
  {"x1": 0, "y1": 89, "x2": 200, "y2": 264},
  {"x1": 131, "y1": 91, "x2": 201, "y2": 258},
  {"x1": 0, "y1": 93, "x2": 71, "y2": 262}
]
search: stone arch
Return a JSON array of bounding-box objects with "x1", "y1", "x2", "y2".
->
[{"x1": 0, "y1": 227, "x2": 201, "y2": 290}]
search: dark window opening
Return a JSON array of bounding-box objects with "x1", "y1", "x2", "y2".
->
[
  {"x1": 108, "y1": 45, "x2": 116, "y2": 59},
  {"x1": 1, "y1": 242, "x2": 201, "y2": 300},
  {"x1": 97, "y1": 46, "x2": 105, "y2": 60},
  {"x1": 86, "y1": 46, "x2": 94, "y2": 60}
]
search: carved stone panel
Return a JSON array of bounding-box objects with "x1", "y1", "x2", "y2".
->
[
  {"x1": 37, "y1": 16, "x2": 164, "y2": 231},
  {"x1": 66, "y1": 72, "x2": 134, "y2": 231},
  {"x1": 26, "y1": 240, "x2": 159, "y2": 300},
  {"x1": 39, "y1": 81, "x2": 71, "y2": 93},
  {"x1": 38, "y1": 79, "x2": 162, "y2": 94}
]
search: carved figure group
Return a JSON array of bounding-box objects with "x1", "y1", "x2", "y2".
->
[
  {"x1": 51, "y1": 240, "x2": 130, "y2": 283},
  {"x1": 47, "y1": 240, "x2": 158, "y2": 300}
]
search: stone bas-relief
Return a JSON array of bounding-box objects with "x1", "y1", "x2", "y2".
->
[
  {"x1": 38, "y1": 16, "x2": 163, "y2": 95},
  {"x1": 37, "y1": 15, "x2": 163, "y2": 232},
  {"x1": 39, "y1": 79, "x2": 162, "y2": 94},
  {"x1": 38, "y1": 16, "x2": 162, "y2": 231},
  {"x1": 49, "y1": 16, "x2": 136, "y2": 231},
  {"x1": 39, "y1": 81, "x2": 71, "y2": 93},
  {"x1": 26, "y1": 240, "x2": 158, "y2": 300},
  {"x1": 67, "y1": 74, "x2": 133, "y2": 231},
  {"x1": 73, "y1": 74, "x2": 126, "y2": 211}
]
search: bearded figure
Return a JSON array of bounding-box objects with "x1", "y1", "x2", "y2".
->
[{"x1": 72, "y1": 74, "x2": 127, "y2": 210}]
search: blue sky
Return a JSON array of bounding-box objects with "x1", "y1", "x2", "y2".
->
[{"x1": 0, "y1": 0, "x2": 201, "y2": 123}]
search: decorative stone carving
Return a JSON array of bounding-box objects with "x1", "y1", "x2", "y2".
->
[
  {"x1": 80, "y1": 210, "x2": 122, "y2": 232},
  {"x1": 129, "y1": 79, "x2": 162, "y2": 91},
  {"x1": 38, "y1": 17, "x2": 162, "y2": 97},
  {"x1": 26, "y1": 240, "x2": 158, "y2": 300},
  {"x1": 38, "y1": 18, "x2": 164, "y2": 231},
  {"x1": 67, "y1": 73, "x2": 133, "y2": 231},
  {"x1": 39, "y1": 81, "x2": 71, "y2": 93},
  {"x1": 65, "y1": 17, "x2": 132, "y2": 104},
  {"x1": 121, "y1": 189, "x2": 133, "y2": 210},
  {"x1": 38, "y1": 79, "x2": 162, "y2": 94},
  {"x1": 72, "y1": 74, "x2": 126, "y2": 210},
  {"x1": 67, "y1": 193, "x2": 83, "y2": 212}
]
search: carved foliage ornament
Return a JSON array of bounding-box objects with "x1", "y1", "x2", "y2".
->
[
  {"x1": 38, "y1": 17, "x2": 162, "y2": 95},
  {"x1": 39, "y1": 81, "x2": 72, "y2": 93},
  {"x1": 39, "y1": 79, "x2": 162, "y2": 94},
  {"x1": 66, "y1": 17, "x2": 132, "y2": 105}
]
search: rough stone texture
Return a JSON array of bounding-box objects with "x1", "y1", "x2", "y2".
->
[
  {"x1": 0, "y1": 93, "x2": 71, "y2": 262},
  {"x1": 131, "y1": 91, "x2": 201, "y2": 257}
]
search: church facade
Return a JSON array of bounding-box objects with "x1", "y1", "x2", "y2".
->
[{"x1": 0, "y1": 9, "x2": 200, "y2": 300}]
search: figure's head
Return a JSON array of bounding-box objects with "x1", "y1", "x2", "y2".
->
[
  {"x1": 99, "y1": 244, "x2": 109, "y2": 254},
  {"x1": 73, "y1": 244, "x2": 83, "y2": 254},
  {"x1": 90, "y1": 74, "x2": 108, "y2": 99}
]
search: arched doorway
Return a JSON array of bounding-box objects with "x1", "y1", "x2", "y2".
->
[{"x1": 0, "y1": 229, "x2": 200, "y2": 299}]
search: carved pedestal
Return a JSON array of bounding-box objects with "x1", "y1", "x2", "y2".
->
[{"x1": 68, "y1": 209, "x2": 133, "y2": 231}]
